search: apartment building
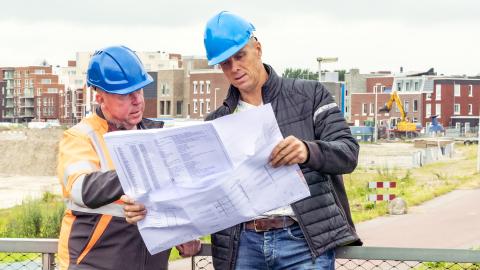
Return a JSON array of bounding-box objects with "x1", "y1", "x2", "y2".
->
[
  {"x1": 189, "y1": 69, "x2": 230, "y2": 119},
  {"x1": 0, "y1": 66, "x2": 63, "y2": 123}
]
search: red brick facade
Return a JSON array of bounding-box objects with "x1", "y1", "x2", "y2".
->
[
  {"x1": 424, "y1": 80, "x2": 480, "y2": 127},
  {"x1": 366, "y1": 77, "x2": 393, "y2": 93},
  {"x1": 189, "y1": 71, "x2": 230, "y2": 119},
  {"x1": 12, "y1": 66, "x2": 63, "y2": 122}
]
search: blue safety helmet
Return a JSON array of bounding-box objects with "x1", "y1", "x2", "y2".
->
[
  {"x1": 204, "y1": 11, "x2": 256, "y2": 66},
  {"x1": 87, "y1": 45, "x2": 153, "y2": 95}
]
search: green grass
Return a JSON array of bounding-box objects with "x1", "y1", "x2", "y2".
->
[
  {"x1": 0, "y1": 192, "x2": 65, "y2": 238},
  {"x1": 0, "y1": 253, "x2": 40, "y2": 263},
  {"x1": 345, "y1": 144, "x2": 480, "y2": 223}
]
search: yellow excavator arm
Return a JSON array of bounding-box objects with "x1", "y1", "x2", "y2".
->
[{"x1": 378, "y1": 91, "x2": 407, "y2": 121}]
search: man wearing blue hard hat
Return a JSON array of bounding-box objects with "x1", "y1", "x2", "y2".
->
[
  {"x1": 204, "y1": 11, "x2": 361, "y2": 270},
  {"x1": 57, "y1": 45, "x2": 200, "y2": 270}
]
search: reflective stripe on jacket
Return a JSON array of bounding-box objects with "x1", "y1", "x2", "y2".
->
[{"x1": 57, "y1": 111, "x2": 169, "y2": 270}]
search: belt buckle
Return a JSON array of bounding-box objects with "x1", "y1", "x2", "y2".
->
[{"x1": 253, "y1": 219, "x2": 268, "y2": 232}]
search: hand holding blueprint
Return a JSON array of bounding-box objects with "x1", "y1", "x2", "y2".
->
[{"x1": 104, "y1": 104, "x2": 310, "y2": 254}]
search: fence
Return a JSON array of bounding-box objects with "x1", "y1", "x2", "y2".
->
[
  {"x1": 0, "y1": 238, "x2": 56, "y2": 270},
  {"x1": 412, "y1": 142, "x2": 455, "y2": 168},
  {"x1": 1, "y1": 239, "x2": 480, "y2": 270}
]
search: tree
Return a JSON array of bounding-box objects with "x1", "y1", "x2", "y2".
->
[{"x1": 282, "y1": 68, "x2": 318, "y2": 81}]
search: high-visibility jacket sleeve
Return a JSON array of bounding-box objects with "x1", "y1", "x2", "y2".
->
[
  {"x1": 82, "y1": 170, "x2": 123, "y2": 208},
  {"x1": 58, "y1": 128, "x2": 123, "y2": 209}
]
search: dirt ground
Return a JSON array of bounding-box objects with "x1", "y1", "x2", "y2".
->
[
  {"x1": 358, "y1": 141, "x2": 460, "y2": 169},
  {"x1": 0, "y1": 128, "x2": 63, "y2": 176}
]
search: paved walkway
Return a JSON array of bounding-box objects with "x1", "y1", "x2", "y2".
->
[{"x1": 356, "y1": 188, "x2": 480, "y2": 249}]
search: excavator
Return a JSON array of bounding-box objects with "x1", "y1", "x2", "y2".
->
[{"x1": 378, "y1": 90, "x2": 418, "y2": 139}]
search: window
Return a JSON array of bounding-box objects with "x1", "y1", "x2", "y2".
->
[
  {"x1": 206, "y1": 81, "x2": 211, "y2": 94},
  {"x1": 435, "y1": 84, "x2": 441, "y2": 100},
  {"x1": 425, "y1": 104, "x2": 431, "y2": 117},
  {"x1": 435, "y1": 104, "x2": 441, "y2": 117},
  {"x1": 161, "y1": 83, "x2": 168, "y2": 95},
  {"x1": 34, "y1": 69, "x2": 45, "y2": 75},
  {"x1": 404, "y1": 100, "x2": 409, "y2": 113},
  {"x1": 166, "y1": 101, "x2": 171, "y2": 115},
  {"x1": 405, "y1": 82, "x2": 410, "y2": 91},
  {"x1": 37, "y1": 88, "x2": 42, "y2": 96},
  {"x1": 206, "y1": 99, "x2": 211, "y2": 113},
  {"x1": 397, "y1": 82, "x2": 402, "y2": 91},
  {"x1": 41, "y1": 79, "x2": 51, "y2": 84},
  {"x1": 47, "y1": 88, "x2": 58, "y2": 93},
  {"x1": 199, "y1": 81, "x2": 204, "y2": 94},
  {"x1": 43, "y1": 97, "x2": 47, "y2": 106},
  {"x1": 468, "y1": 104, "x2": 473, "y2": 115},
  {"x1": 362, "y1": 103, "x2": 367, "y2": 115},
  {"x1": 193, "y1": 99, "x2": 198, "y2": 113},
  {"x1": 454, "y1": 104, "x2": 460, "y2": 115},
  {"x1": 414, "y1": 81, "x2": 419, "y2": 91},
  {"x1": 413, "y1": 100, "x2": 418, "y2": 112},
  {"x1": 193, "y1": 81, "x2": 198, "y2": 94},
  {"x1": 454, "y1": 84, "x2": 461, "y2": 97},
  {"x1": 469, "y1": 85, "x2": 473, "y2": 97},
  {"x1": 176, "y1": 101, "x2": 183, "y2": 115},
  {"x1": 159, "y1": 101, "x2": 164, "y2": 115},
  {"x1": 369, "y1": 103, "x2": 374, "y2": 115},
  {"x1": 199, "y1": 99, "x2": 204, "y2": 117}
]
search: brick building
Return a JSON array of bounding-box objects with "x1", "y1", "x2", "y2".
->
[
  {"x1": 350, "y1": 69, "x2": 480, "y2": 131},
  {"x1": 0, "y1": 66, "x2": 63, "y2": 123},
  {"x1": 189, "y1": 70, "x2": 230, "y2": 119},
  {"x1": 425, "y1": 79, "x2": 480, "y2": 129},
  {"x1": 1, "y1": 68, "x2": 15, "y2": 122}
]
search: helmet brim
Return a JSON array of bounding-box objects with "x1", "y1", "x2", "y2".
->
[
  {"x1": 207, "y1": 37, "x2": 250, "y2": 66},
  {"x1": 88, "y1": 73, "x2": 154, "y2": 95}
]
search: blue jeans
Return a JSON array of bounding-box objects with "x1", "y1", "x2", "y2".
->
[{"x1": 235, "y1": 223, "x2": 335, "y2": 270}]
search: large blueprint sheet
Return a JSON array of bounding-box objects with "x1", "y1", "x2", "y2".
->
[{"x1": 104, "y1": 104, "x2": 310, "y2": 254}]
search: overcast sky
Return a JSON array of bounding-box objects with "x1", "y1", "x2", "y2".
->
[{"x1": 1, "y1": 0, "x2": 479, "y2": 76}]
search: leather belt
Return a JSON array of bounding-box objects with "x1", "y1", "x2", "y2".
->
[{"x1": 244, "y1": 216, "x2": 296, "y2": 232}]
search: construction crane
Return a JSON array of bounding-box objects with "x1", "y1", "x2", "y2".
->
[{"x1": 378, "y1": 90, "x2": 418, "y2": 138}]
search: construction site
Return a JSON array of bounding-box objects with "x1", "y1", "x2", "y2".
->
[{"x1": 0, "y1": 121, "x2": 466, "y2": 209}]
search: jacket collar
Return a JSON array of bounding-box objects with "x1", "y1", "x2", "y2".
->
[{"x1": 223, "y1": 64, "x2": 280, "y2": 112}]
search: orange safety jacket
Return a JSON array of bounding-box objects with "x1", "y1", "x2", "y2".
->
[{"x1": 57, "y1": 109, "x2": 170, "y2": 270}]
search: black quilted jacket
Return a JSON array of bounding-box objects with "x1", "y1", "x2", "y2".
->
[{"x1": 205, "y1": 64, "x2": 362, "y2": 270}]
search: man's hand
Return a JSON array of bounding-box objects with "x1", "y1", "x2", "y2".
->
[
  {"x1": 270, "y1": 135, "x2": 309, "y2": 168},
  {"x1": 176, "y1": 239, "x2": 201, "y2": 257},
  {"x1": 121, "y1": 195, "x2": 147, "y2": 224}
]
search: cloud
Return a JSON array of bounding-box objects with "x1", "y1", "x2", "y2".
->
[{"x1": 2, "y1": 0, "x2": 479, "y2": 27}]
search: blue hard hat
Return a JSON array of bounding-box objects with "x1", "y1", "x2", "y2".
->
[
  {"x1": 204, "y1": 11, "x2": 256, "y2": 66},
  {"x1": 87, "y1": 45, "x2": 153, "y2": 95}
]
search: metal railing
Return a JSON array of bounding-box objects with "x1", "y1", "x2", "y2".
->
[
  {"x1": 191, "y1": 245, "x2": 480, "y2": 270},
  {"x1": 1, "y1": 239, "x2": 480, "y2": 270},
  {"x1": 0, "y1": 238, "x2": 56, "y2": 270}
]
